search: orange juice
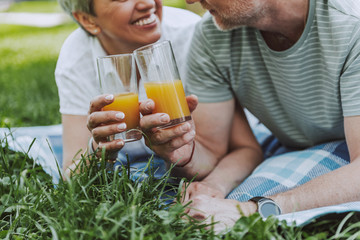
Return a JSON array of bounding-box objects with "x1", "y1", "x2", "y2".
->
[
  {"x1": 103, "y1": 92, "x2": 140, "y2": 129},
  {"x1": 144, "y1": 80, "x2": 190, "y2": 120}
]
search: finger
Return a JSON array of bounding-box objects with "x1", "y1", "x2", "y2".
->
[
  {"x1": 88, "y1": 94, "x2": 115, "y2": 114},
  {"x1": 91, "y1": 122, "x2": 127, "y2": 143},
  {"x1": 181, "y1": 183, "x2": 191, "y2": 203},
  {"x1": 139, "y1": 99, "x2": 155, "y2": 116},
  {"x1": 187, "y1": 208, "x2": 206, "y2": 221},
  {"x1": 87, "y1": 111, "x2": 125, "y2": 131},
  {"x1": 96, "y1": 139, "x2": 125, "y2": 156},
  {"x1": 164, "y1": 129, "x2": 195, "y2": 152},
  {"x1": 140, "y1": 113, "x2": 170, "y2": 131},
  {"x1": 186, "y1": 94, "x2": 198, "y2": 113},
  {"x1": 150, "y1": 121, "x2": 192, "y2": 145}
]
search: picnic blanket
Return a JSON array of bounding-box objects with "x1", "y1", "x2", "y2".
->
[
  {"x1": 0, "y1": 124, "x2": 63, "y2": 183},
  {"x1": 226, "y1": 138, "x2": 350, "y2": 201}
]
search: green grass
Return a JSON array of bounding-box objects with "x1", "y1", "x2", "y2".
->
[
  {"x1": 0, "y1": 22, "x2": 77, "y2": 127},
  {"x1": 0, "y1": 0, "x2": 76, "y2": 127},
  {"x1": 0, "y1": 140, "x2": 209, "y2": 239},
  {"x1": 4, "y1": 0, "x2": 63, "y2": 13}
]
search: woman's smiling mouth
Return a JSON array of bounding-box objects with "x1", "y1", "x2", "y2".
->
[{"x1": 133, "y1": 13, "x2": 157, "y2": 26}]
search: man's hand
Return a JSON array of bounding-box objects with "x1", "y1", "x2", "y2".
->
[
  {"x1": 181, "y1": 181, "x2": 225, "y2": 203},
  {"x1": 139, "y1": 95, "x2": 198, "y2": 166},
  {"x1": 184, "y1": 195, "x2": 256, "y2": 233}
]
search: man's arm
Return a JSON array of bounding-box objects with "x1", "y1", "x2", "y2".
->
[
  {"x1": 271, "y1": 115, "x2": 360, "y2": 213},
  {"x1": 140, "y1": 97, "x2": 239, "y2": 179},
  {"x1": 182, "y1": 106, "x2": 263, "y2": 200},
  {"x1": 186, "y1": 116, "x2": 360, "y2": 231}
]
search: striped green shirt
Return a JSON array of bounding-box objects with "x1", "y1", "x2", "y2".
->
[{"x1": 186, "y1": 0, "x2": 360, "y2": 148}]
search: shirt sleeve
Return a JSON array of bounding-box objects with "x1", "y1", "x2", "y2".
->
[
  {"x1": 340, "y1": 23, "x2": 360, "y2": 117},
  {"x1": 184, "y1": 15, "x2": 234, "y2": 103},
  {"x1": 55, "y1": 67, "x2": 96, "y2": 116},
  {"x1": 54, "y1": 29, "x2": 102, "y2": 116}
]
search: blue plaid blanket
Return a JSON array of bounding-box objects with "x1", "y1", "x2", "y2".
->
[
  {"x1": 226, "y1": 124, "x2": 350, "y2": 201},
  {"x1": 0, "y1": 125, "x2": 63, "y2": 183}
]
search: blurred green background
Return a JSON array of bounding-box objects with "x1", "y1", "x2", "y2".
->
[{"x1": 0, "y1": 0, "x2": 204, "y2": 127}]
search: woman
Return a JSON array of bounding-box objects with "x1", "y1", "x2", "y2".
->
[{"x1": 55, "y1": 0, "x2": 200, "y2": 176}]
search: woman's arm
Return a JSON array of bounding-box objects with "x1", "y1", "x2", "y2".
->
[{"x1": 62, "y1": 114, "x2": 91, "y2": 176}]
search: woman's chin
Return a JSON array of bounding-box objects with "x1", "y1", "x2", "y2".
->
[{"x1": 141, "y1": 32, "x2": 162, "y2": 45}]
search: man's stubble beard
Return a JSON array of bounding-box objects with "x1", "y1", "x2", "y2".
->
[{"x1": 206, "y1": 0, "x2": 264, "y2": 31}]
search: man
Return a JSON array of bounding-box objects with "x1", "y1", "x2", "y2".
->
[{"x1": 139, "y1": 0, "x2": 360, "y2": 231}]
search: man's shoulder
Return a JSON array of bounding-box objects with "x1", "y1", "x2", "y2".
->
[
  {"x1": 316, "y1": 0, "x2": 360, "y2": 43},
  {"x1": 328, "y1": 0, "x2": 360, "y2": 19}
]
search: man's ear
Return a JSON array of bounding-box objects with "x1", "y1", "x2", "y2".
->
[{"x1": 73, "y1": 12, "x2": 101, "y2": 35}]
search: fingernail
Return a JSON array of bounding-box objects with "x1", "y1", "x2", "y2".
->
[
  {"x1": 117, "y1": 141, "x2": 124, "y2": 146},
  {"x1": 160, "y1": 114, "x2": 170, "y2": 123},
  {"x1": 115, "y1": 112, "x2": 125, "y2": 120},
  {"x1": 118, "y1": 123, "x2": 126, "y2": 130},
  {"x1": 105, "y1": 94, "x2": 114, "y2": 101}
]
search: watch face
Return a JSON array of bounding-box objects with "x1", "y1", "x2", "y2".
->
[{"x1": 260, "y1": 201, "x2": 281, "y2": 218}]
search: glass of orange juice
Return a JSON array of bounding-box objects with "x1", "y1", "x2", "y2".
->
[
  {"x1": 97, "y1": 54, "x2": 142, "y2": 142},
  {"x1": 134, "y1": 40, "x2": 191, "y2": 129}
]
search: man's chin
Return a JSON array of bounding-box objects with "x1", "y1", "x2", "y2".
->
[{"x1": 212, "y1": 16, "x2": 241, "y2": 32}]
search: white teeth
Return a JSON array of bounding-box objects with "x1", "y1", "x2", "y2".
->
[{"x1": 134, "y1": 14, "x2": 156, "y2": 26}]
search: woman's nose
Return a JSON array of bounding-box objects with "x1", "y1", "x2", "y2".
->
[{"x1": 136, "y1": 0, "x2": 156, "y2": 10}]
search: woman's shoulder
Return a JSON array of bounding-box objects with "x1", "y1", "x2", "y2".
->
[
  {"x1": 61, "y1": 28, "x2": 91, "y2": 49},
  {"x1": 161, "y1": 7, "x2": 201, "y2": 42},
  {"x1": 56, "y1": 28, "x2": 101, "y2": 72},
  {"x1": 60, "y1": 28, "x2": 96, "y2": 55},
  {"x1": 162, "y1": 6, "x2": 201, "y2": 28}
]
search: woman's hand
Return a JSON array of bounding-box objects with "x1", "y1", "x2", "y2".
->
[{"x1": 86, "y1": 94, "x2": 127, "y2": 157}]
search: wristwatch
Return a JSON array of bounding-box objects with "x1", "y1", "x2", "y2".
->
[{"x1": 249, "y1": 196, "x2": 282, "y2": 218}]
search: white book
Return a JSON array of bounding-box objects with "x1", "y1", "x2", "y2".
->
[{"x1": 277, "y1": 201, "x2": 360, "y2": 226}]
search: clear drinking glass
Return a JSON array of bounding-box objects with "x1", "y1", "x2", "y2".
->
[
  {"x1": 134, "y1": 40, "x2": 191, "y2": 129},
  {"x1": 97, "y1": 53, "x2": 142, "y2": 142}
]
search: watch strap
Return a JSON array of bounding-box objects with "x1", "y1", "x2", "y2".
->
[
  {"x1": 250, "y1": 196, "x2": 271, "y2": 203},
  {"x1": 249, "y1": 196, "x2": 282, "y2": 217}
]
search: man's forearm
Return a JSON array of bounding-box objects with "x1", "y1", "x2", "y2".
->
[
  {"x1": 202, "y1": 146, "x2": 263, "y2": 196},
  {"x1": 272, "y1": 159, "x2": 360, "y2": 214},
  {"x1": 168, "y1": 140, "x2": 225, "y2": 180}
]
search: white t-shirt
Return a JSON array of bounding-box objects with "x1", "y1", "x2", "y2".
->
[{"x1": 55, "y1": 6, "x2": 201, "y2": 115}]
